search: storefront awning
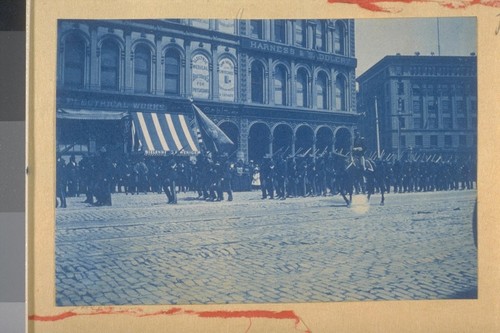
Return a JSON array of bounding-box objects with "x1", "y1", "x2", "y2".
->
[
  {"x1": 131, "y1": 112, "x2": 200, "y2": 156},
  {"x1": 57, "y1": 109, "x2": 128, "y2": 120}
]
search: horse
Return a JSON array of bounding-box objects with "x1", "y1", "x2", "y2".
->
[{"x1": 331, "y1": 152, "x2": 386, "y2": 207}]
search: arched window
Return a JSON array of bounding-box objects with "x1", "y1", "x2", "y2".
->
[
  {"x1": 274, "y1": 20, "x2": 286, "y2": 44},
  {"x1": 335, "y1": 75, "x2": 347, "y2": 111},
  {"x1": 100, "y1": 39, "x2": 119, "y2": 91},
  {"x1": 250, "y1": 20, "x2": 263, "y2": 39},
  {"x1": 274, "y1": 65, "x2": 287, "y2": 106},
  {"x1": 296, "y1": 69, "x2": 308, "y2": 107},
  {"x1": 315, "y1": 21, "x2": 325, "y2": 51},
  {"x1": 64, "y1": 34, "x2": 85, "y2": 88},
  {"x1": 334, "y1": 21, "x2": 346, "y2": 55},
  {"x1": 134, "y1": 45, "x2": 151, "y2": 93},
  {"x1": 165, "y1": 50, "x2": 180, "y2": 95},
  {"x1": 294, "y1": 20, "x2": 306, "y2": 47},
  {"x1": 251, "y1": 61, "x2": 264, "y2": 104},
  {"x1": 316, "y1": 72, "x2": 328, "y2": 109}
]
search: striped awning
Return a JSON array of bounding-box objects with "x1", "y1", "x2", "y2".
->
[{"x1": 131, "y1": 112, "x2": 200, "y2": 156}]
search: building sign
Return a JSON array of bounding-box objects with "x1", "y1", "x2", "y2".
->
[
  {"x1": 57, "y1": 96, "x2": 167, "y2": 111},
  {"x1": 217, "y1": 20, "x2": 235, "y2": 34},
  {"x1": 218, "y1": 58, "x2": 235, "y2": 102},
  {"x1": 192, "y1": 54, "x2": 210, "y2": 99},
  {"x1": 242, "y1": 39, "x2": 357, "y2": 68}
]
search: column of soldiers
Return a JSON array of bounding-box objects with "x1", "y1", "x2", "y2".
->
[
  {"x1": 256, "y1": 150, "x2": 476, "y2": 200},
  {"x1": 55, "y1": 150, "x2": 476, "y2": 208},
  {"x1": 56, "y1": 151, "x2": 244, "y2": 207}
]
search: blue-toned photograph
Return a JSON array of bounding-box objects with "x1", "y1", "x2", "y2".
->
[{"x1": 55, "y1": 18, "x2": 477, "y2": 306}]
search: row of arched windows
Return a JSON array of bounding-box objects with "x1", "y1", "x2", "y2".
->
[
  {"x1": 249, "y1": 20, "x2": 347, "y2": 55},
  {"x1": 61, "y1": 33, "x2": 185, "y2": 95},
  {"x1": 61, "y1": 32, "x2": 348, "y2": 111},
  {"x1": 164, "y1": 19, "x2": 349, "y2": 56},
  {"x1": 250, "y1": 61, "x2": 348, "y2": 111}
]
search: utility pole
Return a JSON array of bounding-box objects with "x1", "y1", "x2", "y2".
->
[
  {"x1": 374, "y1": 96, "x2": 381, "y2": 158},
  {"x1": 390, "y1": 97, "x2": 412, "y2": 160}
]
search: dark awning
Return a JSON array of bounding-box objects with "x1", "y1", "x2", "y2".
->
[{"x1": 131, "y1": 112, "x2": 200, "y2": 156}]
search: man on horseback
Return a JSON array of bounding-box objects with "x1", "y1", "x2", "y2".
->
[{"x1": 352, "y1": 130, "x2": 367, "y2": 171}]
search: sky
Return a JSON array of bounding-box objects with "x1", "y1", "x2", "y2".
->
[{"x1": 355, "y1": 17, "x2": 477, "y2": 76}]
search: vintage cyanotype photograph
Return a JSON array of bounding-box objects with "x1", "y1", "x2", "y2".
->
[{"x1": 54, "y1": 18, "x2": 477, "y2": 306}]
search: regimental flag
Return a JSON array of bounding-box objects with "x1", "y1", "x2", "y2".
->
[{"x1": 192, "y1": 103, "x2": 234, "y2": 154}]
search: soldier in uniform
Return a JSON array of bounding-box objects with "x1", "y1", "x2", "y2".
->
[
  {"x1": 260, "y1": 155, "x2": 275, "y2": 199},
  {"x1": 286, "y1": 156, "x2": 298, "y2": 198},
  {"x1": 56, "y1": 155, "x2": 67, "y2": 208},
  {"x1": 221, "y1": 157, "x2": 235, "y2": 201},
  {"x1": 352, "y1": 130, "x2": 367, "y2": 171},
  {"x1": 296, "y1": 155, "x2": 308, "y2": 197},
  {"x1": 66, "y1": 154, "x2": 78, "y2": 197},
  {"x1": 94, "y1": 147, "x2": 113, "y2": 206},
  {"x1": 275, "y1": 152, "x2": 288, "y2": 200}
]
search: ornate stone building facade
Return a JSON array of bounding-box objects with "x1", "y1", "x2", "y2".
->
[
  {"x1": 357, "y1": 55, "x2": 477, "y2": 160},
  {"x1": 57, "y1": 19, "x2": 358, "y2": 162}
]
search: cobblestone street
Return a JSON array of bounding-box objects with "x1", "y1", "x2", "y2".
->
[{"x1": 55, "y1": 190, "x2": 477, "y2": 306}]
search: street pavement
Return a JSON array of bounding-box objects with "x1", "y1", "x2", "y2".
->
[{"x1": 55, "y1": 189, "x2": 477, "y2": 306}]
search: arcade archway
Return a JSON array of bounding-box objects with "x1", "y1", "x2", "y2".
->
[
  {"x1": 295, "y1": 125, "x2": 314, "y2": 155},
  {"x1": 248, "y1": 122, "x2": 270, "y2": 163},
  {"x1": 272, "y1": 124, "x2": 293, "y2": 156},
  {"x1": 316, "y1": 126, "x2": 334, "y2": 154},
  {"x1": 219, "y1": 121, "x2": 239, "y2": 155},
  {"x1": 334, "y1": 127, "x2": 351, "y2": 153}
]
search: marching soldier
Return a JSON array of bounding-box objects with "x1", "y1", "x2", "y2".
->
[
  {"x1": 162, "y1": 156, "x2": 178, "y2": 204},
  {"x1": 275, "y1": 152, "x2": 288, "y2": 200}
]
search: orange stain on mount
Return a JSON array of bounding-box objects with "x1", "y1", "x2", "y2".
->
[{"x1": 328, "y1": 0, "x2": 499, "y2": 12}]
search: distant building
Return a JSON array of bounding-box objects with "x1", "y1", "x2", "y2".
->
[
  {"x1": 357, "y1": 55, "x2": 477, "y2": 160},
  {"x1": 56, "y1": 19, "x2": 358, "y2": 162}
]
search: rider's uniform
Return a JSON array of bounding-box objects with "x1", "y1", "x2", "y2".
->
[{"x1": 352, "y1": 135, "x2": 366, "y2": 170}]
